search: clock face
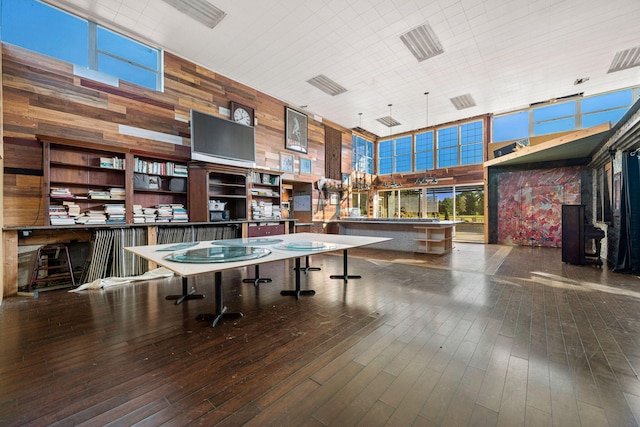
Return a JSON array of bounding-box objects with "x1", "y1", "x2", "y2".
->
[{"x1": 233, "y1": 107, "x2": 252, "y2": 125}]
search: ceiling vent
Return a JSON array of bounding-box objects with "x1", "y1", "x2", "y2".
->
[
  {"x1": 307, "y1": 75, "x2": 348, "y2": 96},
  {"x1": 400, "y1": 23, "x2": 444, "y2": 62},
  {"x1": 608, "y1": 46, "x2": 640, "y2": 73},
  {"x1": 376, "y1": 116, "x2": 401, "y2": 127},
  {"x1": 450, "y1": 94, "x2": 476, "y2": 110},
  {"x1": 161, "y1": 0, "x2": 226, "y2": 29}
]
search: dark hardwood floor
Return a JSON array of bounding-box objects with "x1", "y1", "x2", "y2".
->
[{"x1": 1, "y1": 243, "x2": 640, "y2": 426}]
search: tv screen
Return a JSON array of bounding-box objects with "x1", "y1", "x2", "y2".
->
[{"x1": 190, "y1": 109, "x2": 256, "y2": 168}]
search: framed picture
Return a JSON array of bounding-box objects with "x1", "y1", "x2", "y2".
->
[
  {"x1": 280, "y1": 152, "x2": 294, "y2": 173},
  {"x1": 330, "y1": 193, "x2": 339, "y2": 205},
  {"x1": 285, "y1": 107, "x2": 308, "y2": 154},
  {"x1": 299, "y1": 158, "x2": 312, "y2": 175}
]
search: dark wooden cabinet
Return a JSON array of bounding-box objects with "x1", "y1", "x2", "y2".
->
[
  {"x1": 562, "y1": 204, "x2": 604, "y2": 266},
  {"x1": 562, "y1": 204, "x2": 585, "y2": 264},
  {"x1": 188, "y1": 162, "x2": 249, "y2": 222}
]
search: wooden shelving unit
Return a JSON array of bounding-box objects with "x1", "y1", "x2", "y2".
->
[
  {"x1": 188, "y1": 162, "x2": 249, "y2": 222},
  {"x1": 414, "y1": 225, "x2": 453, "y2": 255},
  {"x1": 249, "y1": 170, "x2": 282, "y2": 220}
]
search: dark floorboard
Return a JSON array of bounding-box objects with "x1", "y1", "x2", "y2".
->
[{"x1": 1, "y1": 243, "x2": 640, "y2": 426}]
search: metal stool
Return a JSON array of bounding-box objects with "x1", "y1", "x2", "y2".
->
[{"x1": 28, "y1": 244, "x2": 76, "y2": 291}]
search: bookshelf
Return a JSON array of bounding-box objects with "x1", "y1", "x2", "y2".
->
[{"x1": 249, "y1": 170, "x2": 282, "y2": 220}]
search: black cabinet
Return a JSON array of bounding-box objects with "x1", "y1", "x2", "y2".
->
[{"x1": 562, "y1": 204, "x2": 604, "y2": 266}]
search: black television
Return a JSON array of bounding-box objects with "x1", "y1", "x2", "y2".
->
[{"x1": 190, "y1": 109, "x2": 256, "y2": 168}]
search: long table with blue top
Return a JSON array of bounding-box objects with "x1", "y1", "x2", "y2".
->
[{"x1": 125, "y1": 232, "x2": 391, "y2": 326}]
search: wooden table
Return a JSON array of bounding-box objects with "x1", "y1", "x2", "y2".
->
[{"x1": 125, "y1": 233, "x2": 391, "y2": 326}]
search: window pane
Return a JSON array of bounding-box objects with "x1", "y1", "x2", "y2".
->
[
  {"x1": 461, "y1": 143, "x2": 483, "y2": 165},
  {"x1": 379, "y1": 157, "x2": 393, "y2": 174},
  {"x1": 461, "y1": 121, "x2": 483, "y2": 145},
  {"x1": 395, "y1": 136, "x2": 412, "y2": 155},
  {"x1": 438, "y1": 147, "x2": 458, "y2": 167},
  {"x1": 415, "y1": 131, "x2": 434, "y2": 171},
  {"x1": 582, "y1": 90, "x2": 632, "y2": 113},
  {"x1": 493, "y1": 111, "x2": 529, "y2": 142},
  {"x1": 2, "y1": 0, "x2": 88, "y2": 66},
  {"x1": 395, "y1": 154, "x2": 411, "y2": 173},
  {"x1": 379, "y1": 140, "x2": 393, "y2": 157},
  {"x1": 533, "y1": 101, "x2": 576, "y2": 122},
  {"x1": 533, "y1": 117, "x2": 575, "y2": 135},
  {"x1": 98, "y1": 26, "x2": 159, "y2": 69},
  {"x1": 98, "y1": 53, "x2": 158, "y2": 89},
  {"x1": 582, "y1": 108, "x2": 628, "y2": 128},
  {"x1": 415, "y1": 151, "x2": 434, "y2": 170}
]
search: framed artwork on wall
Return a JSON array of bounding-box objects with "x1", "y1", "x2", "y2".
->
[
  {"x1": 299, "y1": 158, "x2": 312, "y2": 174},
  {"x1": 330, "y1": 193, "x2": 339, "y2": 205},
  {"x1": 280, "y1": 152, "x2": 294, "y2": 173},
  {"x1": 285, "y1": 107, "x2": 308, "y2": 154}
]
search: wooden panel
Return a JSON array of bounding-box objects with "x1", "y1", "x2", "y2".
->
[{"x1": 324, "y1": 126, "x2": 342, "y2": 180}]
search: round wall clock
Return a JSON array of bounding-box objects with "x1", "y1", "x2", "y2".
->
[{"x1": 230, "y1": 101, "x2": 255, "y2": 126}]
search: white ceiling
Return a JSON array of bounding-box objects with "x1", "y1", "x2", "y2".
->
[{"x1": 45, "y1": 0, "x2": 640, "y2": 138}]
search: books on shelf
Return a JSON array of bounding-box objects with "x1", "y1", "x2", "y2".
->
[
  {"x1": 88, "y1": 190, "x2": 111, "y2": 200},
  {"x1": 51, "y1": 187, "x2": 73, "y2": 198},
  {"x1": 98, "y1": 157, "x2": 125, "y2": 169},
  {"x1": 134, "y1": 158, "x2": 188, "y2": 177},
  {"x1": 49, "y1": 204, "x2": 75, "y2": 225}
]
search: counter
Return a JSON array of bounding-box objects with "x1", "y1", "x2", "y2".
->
[{"x1": 334, "y1": 218, "x2": 461, "y2": 253}]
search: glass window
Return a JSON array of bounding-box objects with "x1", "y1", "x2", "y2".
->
[
  {"x1": 378, "y1": 139, "x2": 393, "y2": 175},
  {"x1": 415, "y1": 131, "x2": 434, "y2": 171},
  {"x1": 460, "y1": 121, "x2": 483, "y2": 165},
  {"x1": 351, "y1": 134, "x2": 373, "y2": 174},
  {"x1": 1, "y1": 0, "x2": 162, "y2": 91},
  {"x1": 437, "y1": 126, "x2": 458, "y2": 168},
  {"x1": 533, "y1": 101, "x2": 576, "y2": 136},
  {"x1": 1, "y1": 0, "x2": 89, "y2": 67},
  {"x1": 395, "y1": 136, "x2": 412, "y2": 173},
  {"x1": 582, "y1": 90, "x2": 632, "y2": 113},
  {"x1": 492, "y1": 111, "x2": 529, "y2": 143}
]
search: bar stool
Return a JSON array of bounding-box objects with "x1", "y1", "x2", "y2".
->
[{"x1": 28, "y1": 244, "x2": 76, "y2": 291}]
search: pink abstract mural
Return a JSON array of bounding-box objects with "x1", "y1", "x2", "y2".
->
[{"x1": 497, "y1": 167, "x2": 581, "y2": 246}]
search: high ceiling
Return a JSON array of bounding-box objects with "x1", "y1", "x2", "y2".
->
[{"x1": 44, "y1": 0, "x2": 640, "y2": 138}]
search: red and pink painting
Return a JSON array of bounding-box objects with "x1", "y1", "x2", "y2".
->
[{"x1": 497, "y1": 167, "x2": 581, "y2": 247}]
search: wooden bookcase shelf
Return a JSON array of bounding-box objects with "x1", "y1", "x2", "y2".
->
[
  {"x1": 414, "y1": 225, "x2": 453, "y2": 255},
  {"x1": 41, "y1": 136, "x2": 190, "y2": 226},
  {"x1": 250, "y1": 170, "x2": 282, "y2": 220},
  {"x1": 188, "y1": 162, "x2": 249, "y2": 222}
]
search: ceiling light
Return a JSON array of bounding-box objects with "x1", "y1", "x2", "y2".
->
[
  {"x1": 377, "y1": 103, "x2": 400, "y2": 128},
  {"x1": 161, "y1": 0, "x2": 226, "y2": 29},
  {"x1": 307, "y1": 75, "x2": 348, "y2": 96},
  {"x1": 450, "y1": 94, "x2": 476, "y2": 110},
  {"x1": 400, "y1": 23, "x2": 444, "y2": 62},
  {"x1": 608, "y1": 46, "x2": 640, "y2": 73}
]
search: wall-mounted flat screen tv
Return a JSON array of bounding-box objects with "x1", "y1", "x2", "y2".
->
[{"x1": 190, "y1": 109, "x2": 256, "y2": 168}]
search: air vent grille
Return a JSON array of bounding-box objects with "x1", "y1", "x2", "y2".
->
[
  {"x1": 307, "y1": 75, "x2": 348, "y2": 96},
  {"x1": 161, "y1": 0, "x2": 226, "y2": 29},
  {"x1": 608, "y1": 46, "x2": 640, "y2": 73},
  {"x1": 376, "y1": 116, "x2": 401, "y2": 127},
  {"x1": 400, "y1": 23, "x2": 444, "y2": 62},
  {"x1": 450, "y1": 94, "x2": 476, "y2": 110}
]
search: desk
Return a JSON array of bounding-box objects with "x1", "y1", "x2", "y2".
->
[{"x1": 125, "y1": 233, "x2": 391, "y2": 326}]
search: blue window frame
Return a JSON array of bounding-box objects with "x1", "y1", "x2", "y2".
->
[
  {"x1": 492, "y1": 87, "x2": 637, "y2": 143},
  {"x1": 437, "y1": 126, "x2": 459, "y2": 168},
  {"x1": 1, "y1": 0, "x2": 162, "y2": 91},
  {"x1": 415, "y1": 131, "x2": 434, "y2": 171},
  {"x1": 395, "y1": 136, "x2": 412, "y2": 173},
  {"x1": 492, "y1": 111, "x2": 529, "y2": 143},
  {"x1": 460, "y1": 121, "x2": 483, "y2": 164}
]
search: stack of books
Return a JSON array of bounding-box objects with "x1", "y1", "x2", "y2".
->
[
  {"x1": 49, "y1": 204, "x2": 75, "y2": 225},
  {"x1": 109, "y1": 187, "x2": 125, "y2": 200},
  {"x1": 132, "y1": 205, "x2": 146, "y2": 223},
  {"x1": 51, "y1": 187, "x2": 73, "y2": 198},
  {"x1": 76, "y1": 208, "x2": 107, "y2": 224},
  {"x1": 173, "y1": 164, "x2": 188, "y2": 176},
  {"x1": 105, "y1": 204, "x2": 126, "y2": 224},
  {"x1": 142, "y1": 207, "x2": 157, "y2": 223},
  {"x1": 171, "y1": 204, "x2": 189, "y2": 222},
  {"x1": 63, "y1": 201, "x2": 81, "y2": 218},
  {"x1": 156, "y1": 205, "x2": 173, "y2": 222},
  {"x1": 88, "y1": 190, "x2": 111, "y2": 200}
]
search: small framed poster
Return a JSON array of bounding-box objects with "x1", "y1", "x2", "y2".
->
[
  {"x1": 280, "y1": 152, "x2": 294, "y2": 173},
  {"x1": 330, "y1": 193, "x2": 339, "y2": 205},
  {"x1": 285, "y1": 107, "x2": 308, "y2": 154},
  {"x1": 300, "y1": 158, "x2": 312, "y2": 175}
]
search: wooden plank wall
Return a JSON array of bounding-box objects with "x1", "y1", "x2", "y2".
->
[{"x1": 2, "y1": 43, "x2": 345, "y2": 226}]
